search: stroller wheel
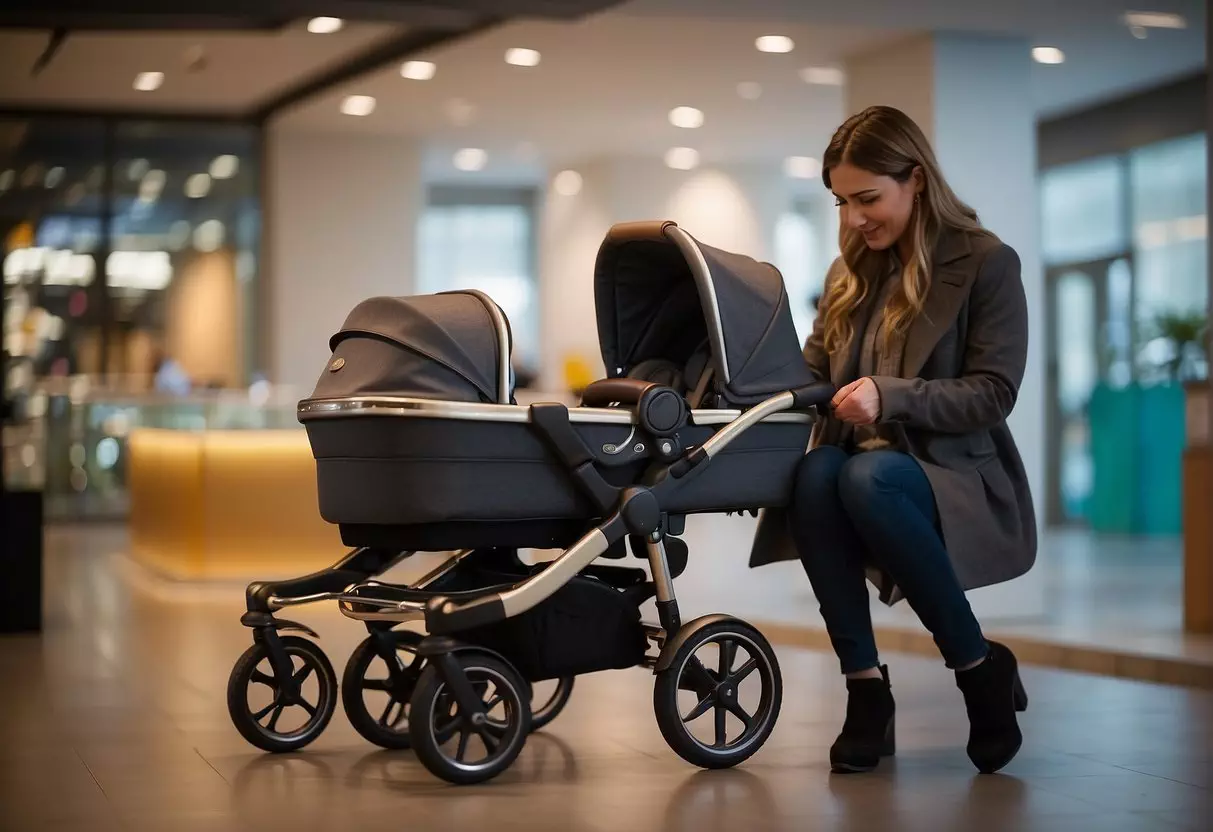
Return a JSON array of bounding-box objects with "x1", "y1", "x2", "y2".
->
[
  {"x1": 408, "y1": 651, "x2": 531, "y2": 785},
  {"x1": 529, "y1": 677, "x2": 575, "y2": 732},
  {"x1": 653, "y1": 617, "x2": 782, "y2": 770},
  {"x1": 341, "y1": 630, "x2": 425, "y2": 750},
  {"x1": 227, "y1": 635, "x2": 338, "y2": 753}
]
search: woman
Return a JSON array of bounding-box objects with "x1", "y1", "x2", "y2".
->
[{"x1": 754, "y1": 106, "x2": 1036, "y2": 775}]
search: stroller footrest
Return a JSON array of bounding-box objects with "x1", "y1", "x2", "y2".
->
[{"x1": 348, "y1": 581, "x2": 515, "y2": 606}]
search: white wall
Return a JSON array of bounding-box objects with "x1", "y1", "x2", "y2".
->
[
  {"x1": 844, "y1": 35, "x2": 936, "y2": 141},
  {"x1": 265, "y1": 126, "x2": 423, "y2": 392}
]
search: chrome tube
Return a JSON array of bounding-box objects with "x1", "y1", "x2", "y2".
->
[
  {"x1": 697, "y1": 391, "x2": 795, "y2": 459},
  {"x1": 666, "y1": 225, "x2": 730, "y2": 384},
  {"x1": 495, "y1": 528, "x2": 611, "y2": 618},
  {"x1": 645, "y1": 538, "x2": 676, "y2": 605}
]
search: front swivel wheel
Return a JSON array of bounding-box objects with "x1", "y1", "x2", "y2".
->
[
  {"x1": 408, "y1": 651, "x2": 531, "y2": 785},
  {"x1": 653, "y1": 617, "x2": 782, "y2": 769},
  {"x1": 227, "y1": 635, "x2": 338, "y2": 753}
]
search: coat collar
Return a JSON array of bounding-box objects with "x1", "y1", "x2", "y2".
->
[{"x1": 829, "y1": 228, "x2": 976, "y2": 386}]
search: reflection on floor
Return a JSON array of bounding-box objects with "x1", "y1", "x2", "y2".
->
[{"x1": 1, "y1": 526, "x2": 1211, "y2": 831}]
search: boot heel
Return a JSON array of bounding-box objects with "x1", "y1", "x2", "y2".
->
[
  {"x1": 879, "y1": 714, "x2": 896, "y2": 757},
  {"x1": 1012, "y1": 673, "x2": 1028, "y2": 712}
]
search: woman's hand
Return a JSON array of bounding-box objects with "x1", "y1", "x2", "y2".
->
[{"x1": 831, "y1": 377, "x2": 881, "y2": 425}]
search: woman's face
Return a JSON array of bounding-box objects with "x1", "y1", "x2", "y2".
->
[{"x1": 829, "y1": 162, "x2": 921, "y2": 252}]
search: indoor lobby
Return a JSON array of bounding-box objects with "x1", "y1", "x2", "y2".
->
[{"x1": 2, "y1": 1, "x2": 1212, "y2": 830}]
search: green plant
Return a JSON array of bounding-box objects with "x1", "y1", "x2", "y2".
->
[{"x1": 1149, "y1": 310, "x2": 1208, "y2": 381}]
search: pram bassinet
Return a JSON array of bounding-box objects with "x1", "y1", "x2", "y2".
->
[{"x1": 299, "y1": 220, "x2": 820, "y2": 552}]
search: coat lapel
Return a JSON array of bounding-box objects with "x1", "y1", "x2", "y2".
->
[{"x1": 901, "y1": 229, "x2": 973, "y2": 378}]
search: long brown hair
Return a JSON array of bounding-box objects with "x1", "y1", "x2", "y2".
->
[{"x1": 819, "y1": 105, "x2": 993, "y2": 353}]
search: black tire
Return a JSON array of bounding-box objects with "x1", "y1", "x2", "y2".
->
[
  {"x1": 653, "y1": 618, "x2": 782, "y2": 770},
  {"x1": 408, "y1": 651, "x2": 532, "y2": 785},
  {"x1": 341, "y1": 631, "x2": 425, "y2": 750},
  {"x1": 227, "y1": 635, "x2": 338, "y2": 753},
  {"x1": 529, "y1": 677, "x2": 574, "y2": 732}
]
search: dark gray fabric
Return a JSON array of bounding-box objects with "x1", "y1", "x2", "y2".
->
[
  {"x1": 595, "y1": 225, "x2": 815, "y2": 405},
  {"x1": 749, "y1": 229, "x2": 1038, "y2": 606},
  {"x1": 853, "y1": 267, "x2": 904, "y2": 451},
  {"x1": 311, "y1": 292, "x2": 511, "y2": 403}
]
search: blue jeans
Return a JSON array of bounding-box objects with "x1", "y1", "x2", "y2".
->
[{"x1": 788, "y1": 446, "x2": 989, "y2": 674}]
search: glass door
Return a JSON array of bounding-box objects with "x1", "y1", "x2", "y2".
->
[{"x1": 1045, "y1": 255, "x2": 1133, "y2": 525}]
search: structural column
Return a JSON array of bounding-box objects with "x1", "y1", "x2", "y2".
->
[
  {"x1": 846, "y1": 34, "x2": 1046, "y2": 619},
  {"x1": 264, "y1": 125, "x2": 423, "y2": 392}
]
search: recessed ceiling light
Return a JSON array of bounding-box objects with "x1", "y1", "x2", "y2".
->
[
  {"x1": 133, "y1": 72, "x2": 164, "y2": 92},
  {"x1": 401, "y1": 60, "x2": 436, "y2": 80},
  {"x1": 1031, "y1": 46, "x2": 1065, "y2": 65},
  {"x1": 554, "y1": 170, "x2": 583, "y2": 196},
  {"x1": 665, "y1": 147, "x2": 699, "y2": 171},
  {"x1": 784, "y1": 156, "x2": 821, "y2": 179},
  {"x1": 800, "y1": 66, "x2": 846, "y2": 86},
  {"x1": 209, "y1": 155, "x2": 239, "y2": 180},
  {"x1": 736, "y1": 81, "x2": 763, "y2": 100},
  {"x1": 505, "y1": 48, "x2": 541, "y2": 67},
  {"x1": 184, "y1": 173, "x2": 211, "y2": 199},
  {"x1": 0, "y1": 169, "x2": 13, "y2": 192},
  {"x1": 1129, "y1": 24, "x2": 1148, "y2": 38},
  {"x1": 668, "y1": 106, "x2": 704, "y2": 129},
  {"x1": 307, "y1": 17, "x2": 343, "y2": 34},
  {"x1": 1124, "y1": 11, "x2": 1187, "y2": 30},
  {"x1": 453, "y1": 148, "x2": 487, "y2": 172},
  {"x1": 755, "y1": 35, "x2": 794, "y2": 54},
  {"x1": 341, "y1": 95, "x2": 376, "y2": 116},
  {"x1": 44, "y1": 167, "x2": 65, "y2": 188}
]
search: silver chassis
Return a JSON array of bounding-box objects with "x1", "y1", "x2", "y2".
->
[
  {"x1": 290, "y1": 389, "x2": 806, "y2": 640},
  {"x1": 297, "y1": 395, "x2": 811, "y2": 427}
]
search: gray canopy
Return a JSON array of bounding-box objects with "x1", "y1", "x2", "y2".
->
[
  {"x1": 594, "y1": 220, "x2": 815, "y2": 406},
  {"x1": 312, "y1": 290, "x2": 513, "y2": 404}
]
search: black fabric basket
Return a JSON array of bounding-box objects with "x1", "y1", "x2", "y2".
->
[{"x1": 460, "y1": 574, "x2": 649, "y2": 682}]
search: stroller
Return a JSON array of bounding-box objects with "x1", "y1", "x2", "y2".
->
[{"x1": 226, "y1": 220, "x2": 835, "y2": 785}]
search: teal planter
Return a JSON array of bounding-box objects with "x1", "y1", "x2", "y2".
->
[{"x1": 1087, "y1": 382, "x2": 1184, "y2": 535}]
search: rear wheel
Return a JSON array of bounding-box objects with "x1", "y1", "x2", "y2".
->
[
  {"x1": 341, "y1": 631, "x2": 424, "y2": 750},
  {"x1": 653, "y1": 618, "x2": 781, "y2": 769},
  {"x1": 529, "y1": 677, "x2": 574, "y2": 732}
]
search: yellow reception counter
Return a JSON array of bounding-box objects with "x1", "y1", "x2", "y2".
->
[{"x1": 128, "y1": 427, "x2": 343, "y2": 580}]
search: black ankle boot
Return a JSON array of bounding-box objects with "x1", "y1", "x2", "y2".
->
[
  {"x1": 830, "y1": 665, "x2": 895, "y2": 773},
  {"x1": 955, "y1": 640, "x2": 1028, "y2": 774}
]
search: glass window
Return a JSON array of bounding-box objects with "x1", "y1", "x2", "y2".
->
[
  {"x1": 1041, "y1": 155, "x2": 1127, "y2": 265},
  {"x1": 2, "y1": 117, "x2": 107, "y2": 385},
  {"x1": 417, "y1": 190, "x2": 538, "y2": 383},
  {"x1": 774, "y1": 208, "x2": 818, "y2": 344},
  {"x1": 110, "y1": 121, "x2": 260, "y2": 391},
  {"x1": 1129, "y1": 132, "x2": 1207, "y2": 380}
]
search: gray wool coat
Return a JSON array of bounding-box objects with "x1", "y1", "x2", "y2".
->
[{"x1": 748, "y1": 228, "x2": 1038, "y2": 604}]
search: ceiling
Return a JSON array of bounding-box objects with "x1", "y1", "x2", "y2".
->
[
  {"x1": 0, "y1": 22, "x2": 408, "y2": 114},
  {"x1": 0, "y1": 0, "x2": 1205, "y2": 179},
  {"x1": 270, "y1": 0, "x2": 1205, "y2": 179}
]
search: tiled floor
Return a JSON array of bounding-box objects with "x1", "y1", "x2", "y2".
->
[{"x1": 1, "y1": 526, "x2": 1212, "y2": 830}]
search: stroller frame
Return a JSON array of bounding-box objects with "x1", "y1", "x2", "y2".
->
[{"x1": 225, "y1": 221, "x2": 835, "y2": 785}]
